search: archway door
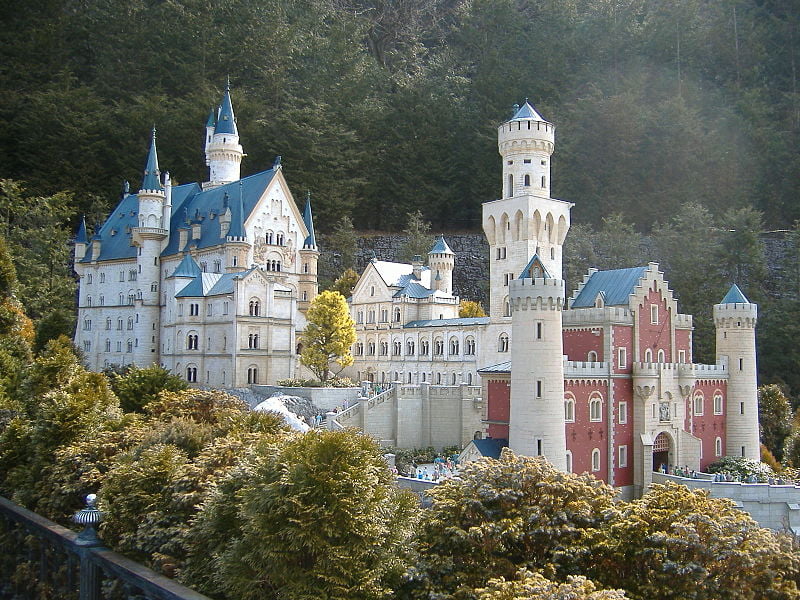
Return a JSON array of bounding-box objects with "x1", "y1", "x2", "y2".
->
[{"x1": 652, "y1": 432, "x2": 671, "y2": 473}]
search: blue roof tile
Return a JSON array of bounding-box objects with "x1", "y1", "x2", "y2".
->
[
  {"x1": 75, "y1": 216, "x2": 87, "y2": 244},
  {"x1": 214, "y1": 81, "x2": 237, "y2": 135},
  {"x1": 169, "y1": 254, "x2": 201, "y2": 278},
  {"x1": 404, "y1": 317, "x2": 489, "y2": 328},
  {"x1": 720, "y1": 284, "x2": 750, "y2": 304},
  {"x1": 140, "y1": 128, "x2": 163, "y2": 192},
  {"x1": 477, "y1": 361, "x2": 511, "y2": 374},
  {"x1": 509, "y1": 99, "x2": 546, "y2": 122},
  {"x1": 302, "y1": 192, "x2": 316, "y2": 248},
  {"x1": 429, "y1": 235, "x2": 453, "y2": 255},
  {"x1": 393, "y1": 281, "x2": 435, "y2": 299},
  {"x1": 571, "y1": 267, "x2": 647, "y2": 308},
  {"x1": 469, "y1": 438, "x2": 508, "y2": 459},
  {"x1": 205, "y1": 107, "x2": 216, "y2": 128}
]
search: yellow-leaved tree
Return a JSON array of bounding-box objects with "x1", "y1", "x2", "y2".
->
[
  {"x1": 299, "y1": 291, "x2": 356, "y2": 384},
  {"x1": 459, "y1": 300, "x2": 487, "y2": 318}
]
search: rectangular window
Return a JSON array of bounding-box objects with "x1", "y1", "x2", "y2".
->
[
  {"x1": 536, "y1": 322, "x2": 543, "y2": 340},
  {"x1": 618, "y1": 347, "x2": 626, "y2": 369},
  {"x1": 223, "y1": 302, "x2": 229, "y2": 315},
  {"x1": 535, "y1": 379, "x2": 543, "y2": 399},
  {"x1": 678, "y1": 349, "x2": 686, "y2": 363},
  {"x1": 650, "y1": 304, "x2": 658, "y2": 325},
  {"x1": 178, "y1": 304, "x2": 184, "y2": 317},
  {"x1": 740, "y1": 402, "x2": 744, "y2": 415},
  {"x1": 618, "y1": 401, "x2": 627, "y2": 424},
  {"x1": 714, "y1": 396, "x2": 723, "y2": 415},
  {"x1": 618, "y1": 445, "x2": 628, "y2": 468},
  {"x1": 739, "y1": 358, "x2": 743, "y2": 371},
  {"x1": 536, "y1": 439, "x2": 542, "y2": 456},
  {"x1": 207, "y1": 304, "x2": 213, "y2": 316},
  {"x1": 741, "y1": 446, "x2": 746, "y2": 457}
]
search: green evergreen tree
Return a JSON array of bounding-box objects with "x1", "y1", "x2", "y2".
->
[{"x1": 397, "y1": 210, "x2": 435, "y2": 263}]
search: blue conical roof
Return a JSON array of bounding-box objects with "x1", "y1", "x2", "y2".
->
[
  {"x1": 169, "y1": 253, "x2": 201, "y2": 278},
  {"x1": 75, "y1": 216, "x2": 88, "y2": 244},
  {"x1": 227, "y1": 182, "x2": 246, "y2": 239},
  {"x1": 428, "y1": 235, "x2": 453, "y2": 255},
  {"x1": 140, "y1": 127, "x2": 163, "y2": 191},
  {"x1": 214, "y1": 79, "x2": 238, "y2": 136},
  {"x1": 510, "y1": 98, "x2": 547, "y2": 122},
  {"x1": 303, "y1": 192, "x2": 316, "y2": 248},
  {"x1": 205, "y1": 107, "x2": 216, "y2": 128},
  {"x1": 720, "y1": 284, "x2": 750, "y2": 304}
]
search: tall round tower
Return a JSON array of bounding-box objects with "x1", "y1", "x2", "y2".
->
[
  {"x1": 206, "y1": 80, "x2": 243, "y2": 187},
  {"x1": 428, "y1": 235, "x2": 454, "y2": 295},
  {"x1": 298, "y1": 192, "x2": 319, "y2": 312},
  {"x1": 498, "y1": 100, "x2": 555, "y2": 201},
  {"x1": 714, "y1": 284, "x2": 759, "y2": 460},
  {"x1": 508, "y1": 256, "x2": 567, "y2": 469},
  {"x1": 132, "y1": 128, "x2": 168, "y2": 365}
]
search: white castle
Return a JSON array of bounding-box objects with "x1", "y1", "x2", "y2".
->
[{"x1": 74, "y1": 84, "x2": 319, "y2": 387}]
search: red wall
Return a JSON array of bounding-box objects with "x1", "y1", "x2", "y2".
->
[
  {"x1": 565, "y1": 381, "x2": 609, "y2": 482},
  {"x1": 564, "y1": 329, "x2": 603, "y2": 362},
  {"x1": 675, "y1": 329, "x2": 691, "y2": 363},
  {"x1": 486, "y1": 378, "x2": 510, "y2": 439},
  {"x1": 638, "y1": 287, "x2": 672, "y2": 362},
  {"x1": 690, "y1": 380, "x2": 727, "y2": 470},
  {"x1": 613, "y1": 379, "x2": 634, "y2": 486},
  {"x1": 612, "y1": 325, "x2": 633, "y2": 374}
]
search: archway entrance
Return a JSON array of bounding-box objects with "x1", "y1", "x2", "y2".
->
[{"x1": 653, "y1": 432, "x2": 671, "y2": 472}]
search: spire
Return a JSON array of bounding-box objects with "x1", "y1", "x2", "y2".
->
[
  {"x1": 428, "y1": 235, "x2": 454, "y2": 255},
  {"x1": 214, "y1": 78, "x2": 238, "y2": 135},
  {"x1": 302, "y1": 191, "x2": 316, "y2": 249},
  {"x1": 520, "y1": 254, "x2": 552, "y2": 279},
  {"x1": 227, "y1": 181, "x2": 246, "y2": 239},
  {"x1": 205, "y1": 107, "x2": 216, "y2": 128},
  {"x1": 140, "y1": 127, "x2": 163, "y2": 192},
  {"x1": 509, "y1": 98, "x2": 547, "y2": 122},
  {"x1": 720, "y1": 283, "x2": 750, "y2": 304},
  {"x1": 75, "y1": 215, "x2": 88, "y2": 244}
]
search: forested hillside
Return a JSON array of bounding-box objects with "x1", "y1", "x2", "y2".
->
[
  {"x1": 0, "y1": 0, "x2": 798, "y2": 399},
  {"x1": 1, "y1": 0, "x2": 797, "y2": 230}
]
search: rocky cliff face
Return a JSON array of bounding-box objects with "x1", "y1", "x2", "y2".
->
[{"x1": 318, "y1": 232, "x2": 794, "y2": 307}]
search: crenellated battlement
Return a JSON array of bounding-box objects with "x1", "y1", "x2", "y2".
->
[
  {"x1": 563, "y1": 306, "x2": 632, "y2": 325},
  {"x1": 713, "y1": 302, "x2": 758, "y2": 328},
  {"x1": 564, "y1": 360, "x2": 608, "y2": 378},
  {"x1": 497, "y1": 118, "x2": 555, "y2": 153},
  {"x1": 509, "y1": 277, "x2": 565, "y2": 310}
]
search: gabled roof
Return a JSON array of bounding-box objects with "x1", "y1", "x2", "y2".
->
[
  {"x1": 169, "y1": 254, "x2": 201, "y2": 278},
  {"x1": 75, "y1": 216, "x2": 87, "y2": 244},
  {"x1": 468, "y1": 438, "x2": 508, "y2": 459},
  {"x1": 571, "y1": 266, "x2": 648, "y2": 308},
  {"x1": 428, "y1": 235, "x2": 454, "y2": 255},
  {"x1": 509, "y1": 99, "x2": 547, "y2": 122},
  {"x1": 140, "y1": 127, "x2": 163, "y2": 192},
  {"x1": 214, "y1": 80, "x2": 237, "y2": 135},
  {"x1": 372, "y1": 261, "x2": 416, "y2": 287},
  {"x1": 519, "y1": 254, "x2": 551, "y2": 279},
  {"x1": 393, "y1": 281, "x2": 435, "y2": 299},
  {"x1": 404, "y1": 317, "x2": 490, "y2": 328},
  {"x1": 477, "y1": 361, "x2": 511, "y2": 374},
  {"x1": 720, "y1": 284, "x2": 750, "y2": 304},
  {"x1": 302, "y1": 192, "x2": 316, "y2": 248},
  {"x1": 175, "y1": 268, "x2": 258, "y2": 298}
]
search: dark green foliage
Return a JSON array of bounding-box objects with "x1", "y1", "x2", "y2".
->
[
  {"x1": 758, "y1": 385, "x2": 793, "y2": 462},
  {"x1": 183, "y1": 429, "x2": 417, "y2": 600},
  {"x1": 109, "y1": 364, "x2": 188, "y2": 413},
  {"x1": 396, "y1": 210, "x2": 435, "y2": 263}
]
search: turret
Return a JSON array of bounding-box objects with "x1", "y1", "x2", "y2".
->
[
  {"x1": 428, "y1": 235, "x2": 454, "y2": 295},
  {"x1": 136, "y1": 127, "x2": 166, "y2": 229},
  {"x1": 205, "y1": 79, "x2": 243, "y2": 187},
  {"x1": 298, "y1": 192, "x2": 319, "y2": 310},
  {"x1": 482, "y1": 99, "x2": 572, "y2": 320},
  {"x1": 498, "y1": 100, "x2": 554, "y2": 200},
  {"x1": 204, "y1": 108, "x2": 216, "y2": 165},
  {"x1": 508, "y1": 255, "x2": 567, "y2": 470},
  {"x1": 714, "y1": 284, "x2": 759, "y2": 460},
  {"x1": 74, "y1": 216, "x2": 88, "y2": 262}
]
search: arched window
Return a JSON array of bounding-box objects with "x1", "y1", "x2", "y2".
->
[
  {"x1": 541, "y1": 175, "x2": 546, "y2": 188},
  {"x1": 276, "y1": 233, "x2": 284, "y2": 245},
  {"x1": 187, "y1": 334, "x2": 199, "y2": 350},
  {"x1": 436, "y1": 372, "x2": 442, "y2": 385},
  {"x1": 503, "y1": 296, "x2": 511, "y2": 317},
  {"x1": 150, "y1": 282, "x2": 158, "y2": 292},
  {"x1": 587, "y1": 351, "x2": 598, "y2": 362},
  {"x1": 127, "y1": 317, "x2": 134, "y2": 330},
  {"x1": 247, "y1": 366, "x2": 258, "y2": 384},
  {"x1": 694, "y1": 393, "x2": 704, "y2": 416},
  {"x1": 591, "y1": 448, "x2": 600, "y2": 472},
  {"x1": 564, "y1": 397, "x2": 575, "y2": 422},
  {"x1": 434, "y1": 338, "x2": 444, "y2": 355},
  {"x1": 406, "y1": 340, "x2": 415, "y2": 355},
  {"x1": 380, "y1": 341, "x2": 389, "y2": 356},
  {"x1": 451, "y1": 373, "x2": 457, "y2": 385},
  {"x1": 86, "y1": 296, "x2": 92, "y2": 307},
  {"x1": 266, "y1": 231, "x2": 273, "y2": 244},
  {"x1": 565, "y1": 451, "x2": 573, "y2": 473},
  {"x1": 186, "y1": 366, "x2": 197, "y2": 383},
  {"x1": 644, "y1": 348, "x2": 653, "y2": 363},
  {"x1": 499, "y1": 334, "x2": 509, "y2": 352},
  {"x1": 420, "y1": 340, "x2": 429, "y2": 355},
  {"x1": 248, "y1": 333, "x2": 259, "y2": 349},
  {"x1": 524, "y1": 174, "x2": 530, "y2": 187},
  {"x1": 465, "y1": 337, "x2": 476, "y2": 355},
  {"x1": 126, "y1": 340, "x2": 133, "y2": 353},
  {"x1": 715, "y1": 436, "x2": 722, "y2": 456},
  {"x1": 249, "y1": 299, "x2": 260, "y2": 316},
  {"x1": 213, "y1": 260, "x2": 221, "y2": 273},
  {"x1": 657, "y1": 349, "x2": 665, "y2": 363},
  {"x1": 393, "y1": 340, "x2": 402, "y2": 356},
  {"x1": 393, "y1": 307, "x2": 401, "y2": 322},
  {"x1": 367, "y1": 341, "x2": 375, "y2": 355},
  {"x1": 104, "y1": 339, "x2": 111, "y2": 352},
  {"x1": 714, "y1": 394, "x2": 723, "y2": 415},
  {"x1": 355, "y1": 342, "x2": 364, "y2": 356},
  {"x1": 449, "y1": 338, "x2": 459, "y2": 356},
  {"x1": 105, "y1": 318, "x2": 111, "y2": 330},
  {"x1": 589, "y1": 395, "x2": 602, "y2": 422},
  {"x1": 467, "y1": 372, "x2": 473, "y2": 385}
]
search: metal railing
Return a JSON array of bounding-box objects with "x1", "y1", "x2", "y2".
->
[{"x1": 0, "y1": 495, "x2": 211, "y2": 600}]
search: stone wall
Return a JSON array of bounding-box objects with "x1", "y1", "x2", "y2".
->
[
  {"x1": 652, "y1": 472, "x2": 800, "y2": 532},
  {"x1": 252, "y1": 385, "x2": 360, "y2": 411}
]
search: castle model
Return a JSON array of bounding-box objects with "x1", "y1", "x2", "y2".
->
[
  {"x1": 74, "y1": 90, "x2": 760, "y2": 497},
  {"x1": 74, "y1": 83, "x2": 319, "y2": 388}
]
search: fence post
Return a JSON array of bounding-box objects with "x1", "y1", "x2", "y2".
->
[{"x1": 73, "y1": 494, "x2": 104, "y2": 600}]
